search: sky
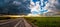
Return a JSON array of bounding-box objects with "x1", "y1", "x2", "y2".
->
[
  {"x1": 0, "y1": 0, "x2": 60, "y2": 15},
  {"x1": 30, "y1": 0, "x2": 60, "y2": 15},
  {"x1": 45, "y1": 0, "x2": 60, "y2": 12},
  {"x1": 30, "y1": 0, "x2": 48, "y2": 15},
  {"x1": 0, "y1": 0, "x2": 30, "y2": 15}
]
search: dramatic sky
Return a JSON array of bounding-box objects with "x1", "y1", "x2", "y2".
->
[
  {"x1": 0, "y1": 0, "x2": 30, "y2": 15},
  {"x1": 43, "y1": 0, "x2": 60, "y2": 16},
  {"x1": 30, "y1": 0, "x2": 60, "y2": 15},
  {"x1": 45, "y1": 0, "x2": 60, "y2": 12},
  {"x1": 0, "y1": 0, "x2": 60, "y2": 15}
]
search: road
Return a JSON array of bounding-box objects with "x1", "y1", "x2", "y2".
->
[{"x1": 0, "y1": 18, "x2": 33, "y2": 27}]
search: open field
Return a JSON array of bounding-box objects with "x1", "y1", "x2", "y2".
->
[{"x1": 24, "y1": 17, "x2": 60, "y2": 27}]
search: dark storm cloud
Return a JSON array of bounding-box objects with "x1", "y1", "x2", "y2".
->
[{"x1": 0, "y1": 0, "x2": 31, "y2": 15}]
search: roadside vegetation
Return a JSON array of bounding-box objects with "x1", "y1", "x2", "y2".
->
[{"x1": 24, "y1": 17, "x2": 60, "y2": 27}]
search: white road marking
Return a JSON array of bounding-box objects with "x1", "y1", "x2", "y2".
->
[{"x1": 14, "y1": 19, "x2": 22, "y2": 27}]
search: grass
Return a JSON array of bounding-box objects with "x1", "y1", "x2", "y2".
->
[
  {"x1": 0, "y1": 17, "x2": 60, "y2": 27},
  {"x1": 24, "y1": 17, "x2": 60, "y2": 27}
]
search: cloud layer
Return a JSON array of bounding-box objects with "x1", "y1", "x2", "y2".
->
[
  {"x1": 0, "y1": 0, "x2": 60, "y2": 15},
  {"x1": 45, "y1": 0, "x2": 60, "y2": 12},
  {"x1": 0, "y1": 0, "x2": 30, "y2": 15}
]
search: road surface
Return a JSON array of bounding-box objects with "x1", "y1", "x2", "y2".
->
[{"x1": 0, "y1": 18, "x2": 33, "y2": 27}]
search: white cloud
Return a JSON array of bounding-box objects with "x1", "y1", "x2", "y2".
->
[
  {"x1": 13, "y1": 1, "x2": 21, "y2": 6},
  {"x1": 29, "y1": 0, "x2": 60, "y2": 15},
  {"x1": 44, "y1": 0, "x2": 60, "y2": 12}
]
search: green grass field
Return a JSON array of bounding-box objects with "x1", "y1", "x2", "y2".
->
[{"x1": 25, "y1": 17, "x2": 60, "y2": 27}]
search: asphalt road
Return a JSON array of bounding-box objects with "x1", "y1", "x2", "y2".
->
[{"x1": 0, "y1": 18, "x2": 32, "y2": 27}]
